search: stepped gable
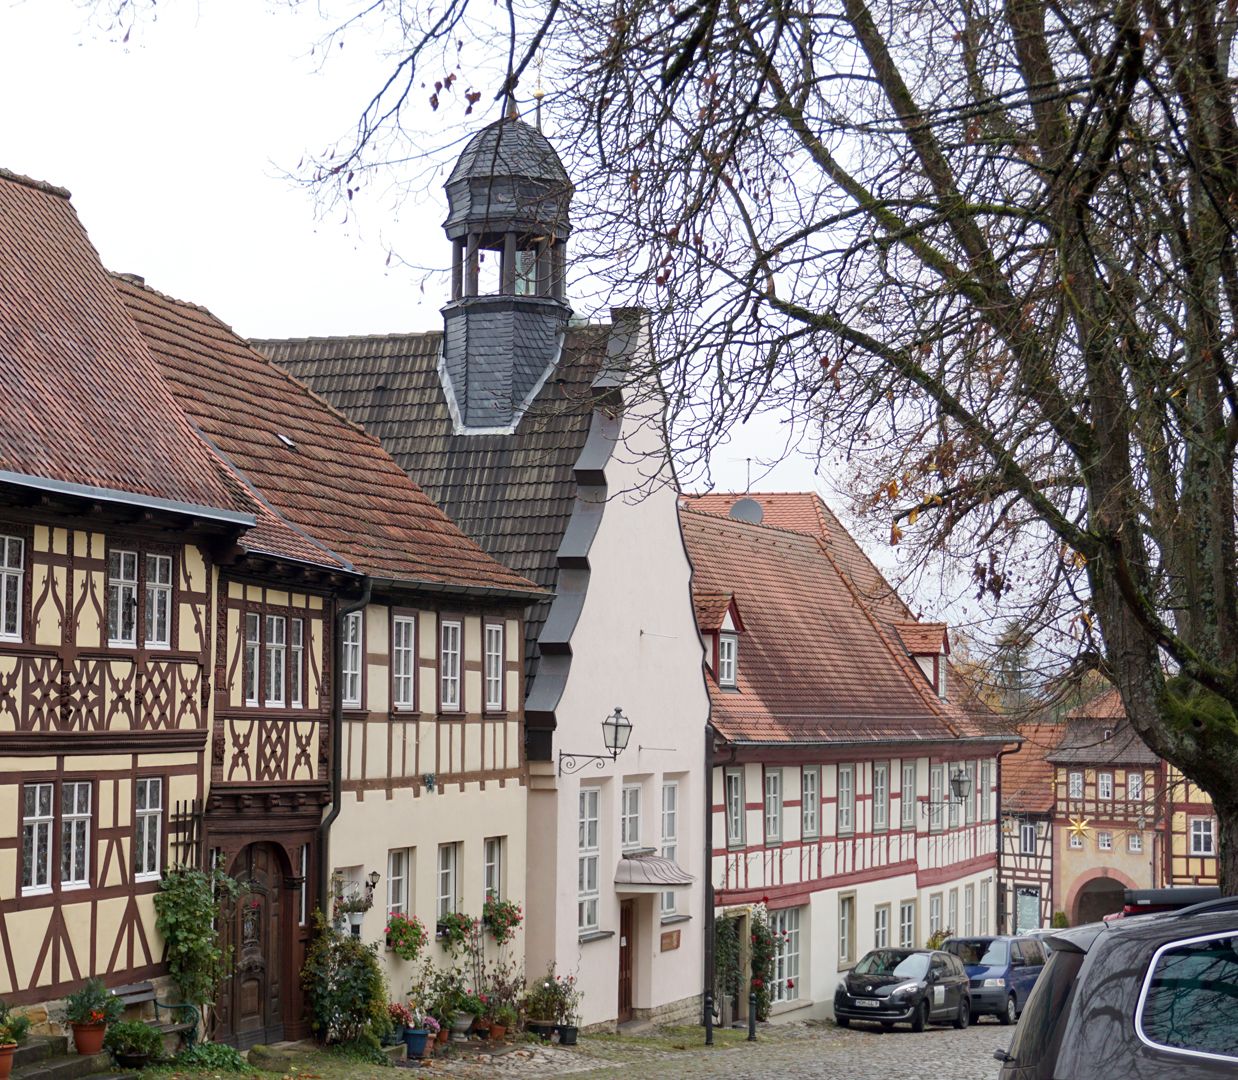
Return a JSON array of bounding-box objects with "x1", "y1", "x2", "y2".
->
[
  {"x1": 0, "y1": 169, "x2": 249, "y2": 519},
  {"x1": 116, "y1": 278, "x2": 542, "y2": 595}
]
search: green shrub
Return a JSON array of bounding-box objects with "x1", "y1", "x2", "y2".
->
[
  {"x1": 1051, "y1": 911, "x2": 1069, "y2": 929},
  {"x1": 0, "y1": 999, "x2": 31, "y2": 1045},
  {"x1": 173, "y1": 1042, "x2": 251, "y2": 1072},
  {"x1": 154, "y1": 867, "x2": 241, "y2": 1007},
  {"x1": 104, "y1": 1020, "x2": 164, "y2": 1058},
  {"x1": 301, "y1": 912, "x2": 389, "y2": 1044}
]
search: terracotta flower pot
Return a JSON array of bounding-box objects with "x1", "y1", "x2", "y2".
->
[
  {"x1": 0, "y1": 1042, "x2": 17, "y2": 1080},
  {"x1": 489, "y1": 1023, "x2": 507, "y2": 1041},
  {"x1": 436, "y1": 1026, "x2": 449, "y2": 1044},
  {"x1": 71, "y1": 1022, "x2": 106, "y2": 1056}
]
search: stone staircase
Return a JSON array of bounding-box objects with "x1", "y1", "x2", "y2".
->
[{"x1": 11, "y1": 1036, "x2": 124, "y2": 1080}]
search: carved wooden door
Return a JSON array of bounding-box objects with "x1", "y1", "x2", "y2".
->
[
  {"x1": 222, "y1": 843, "x2": 285, "y2": 1048},
  {"x1": 618, "y1": 901, "x2": 634, "y2": 1023}
]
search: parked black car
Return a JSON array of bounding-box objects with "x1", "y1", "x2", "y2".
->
[
  {"x1": 834, "y1": 948, "x2": 971, "y2": 1032},
  {"x1": 995, "y1": 896, "x2": 1238, "y2": 1078}
]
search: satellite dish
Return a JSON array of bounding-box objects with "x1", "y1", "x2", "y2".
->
[{"x1": 728, "y1": 497, "x2": 764, "y2": 524}]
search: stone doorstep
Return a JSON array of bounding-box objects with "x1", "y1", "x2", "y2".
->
[
  {"x1": 12, "y1": 1037, "x2": 66, "y2": 1071},
  {"x1": 12, "y1": 1051, "x2": 111, "y2": 1080}
]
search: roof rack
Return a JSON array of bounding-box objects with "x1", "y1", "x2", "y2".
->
[{"x1": 1172, "y1": 895, "x2": 1238, "y2": 918}]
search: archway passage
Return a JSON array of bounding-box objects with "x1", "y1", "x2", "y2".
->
[
  {"x1": 218, "y1": 842, "x2": 291, "y2": 1048},
  {"x1": 1073, "y1": 876, "x2": 1125, "y2": 925}
]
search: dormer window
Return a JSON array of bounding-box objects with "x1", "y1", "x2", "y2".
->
[{"x1": 718, "y1": 633, "x2": 738, "y2": 687}]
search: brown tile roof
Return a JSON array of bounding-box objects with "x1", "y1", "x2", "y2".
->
[
  {"x1": 680, "y1": 508, "x2": 992, "y2": 746},
  {"x1": 893, "y1": 621, "x2": 948, "y2": 655},
  {"x1": 1067, "y1": 687, "x2": 1127, "y2": 720},
  {"x1": 0, "y1": 170, "x2": 250, "y2": 520},
  {"x1": 693, "y1": 590, "x2": 737, "y2": 631},
  {"x1": 1047, "y1": 718, "x2": 1159, "y2": 767},
  {"x1": 114, "y1": 277, "x2": 542, "y2": 595},
  {"x1": 1003, "y1": 722, "x2": 1062, "y2": 813}
]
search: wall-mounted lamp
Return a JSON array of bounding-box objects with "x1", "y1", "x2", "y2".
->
[
  {"x1": 921, "y1": 767, "x2": 973, "y2": 815},
  {"x1": 423, "y1": 773, "x2": 437, "y2": 792},
  {"x1": 558, "y1": 707, "x2": 633, "y2": 776}
]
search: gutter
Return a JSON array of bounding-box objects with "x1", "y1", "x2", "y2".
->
[
  {"x1": 319, "y1": 578, "x2": 372, "y2": 914},
  {"x1": 995, "y1": 738, "x2": 1023, "y2": 932},
  {"x1": 726, "y1": 733, "x2": 1015, "y2": 749}
]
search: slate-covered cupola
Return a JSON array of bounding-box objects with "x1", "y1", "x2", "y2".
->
[{"x1": 440, "y1": 115, "x2": 573, "y2": 431}]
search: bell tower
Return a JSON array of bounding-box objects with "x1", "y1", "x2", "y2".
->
[{"x1": 439, "y1": 115, "x2": 573, "y2": 431}]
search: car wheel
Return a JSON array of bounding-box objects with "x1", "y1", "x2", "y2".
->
[
  {"x1": 969, "y1": 1011, "x2": 980, "y2": 1025},
  {"x1": 836, "y1": 1016, "x2": 850, "y2": 1028},
  {"x1": 998, "y1": 993, "x2": 1016, "y2": 1026},
  {"x1": 953, "y1": 999, "x2": 969, "y2": 1029},
  {"x1": 911, "y1": 1001, "x2": 929, "y2": 1033}
]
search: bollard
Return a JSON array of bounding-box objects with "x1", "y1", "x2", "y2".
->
[
  {"x1": 704, "y1": 992, "x2": 714, "y2": 1046},
  {"x1": 748, "y1": 990, "x2": 758, "y2": 1041}
]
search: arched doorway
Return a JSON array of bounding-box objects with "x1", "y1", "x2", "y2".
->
[
  {"x1": 217, "y1": 842, "x2": 292, "y2": 1048},
  {"x1": 1073, "y1": 875, "x2": 1125, "y2": 925}
]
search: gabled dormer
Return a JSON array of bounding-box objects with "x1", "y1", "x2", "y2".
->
[
  {"x1": 893, "y1": 621, "x2": 949, "y2": 700},
  {"x1": 695, "y1": 589, "x2": 745, "y2": 689}
]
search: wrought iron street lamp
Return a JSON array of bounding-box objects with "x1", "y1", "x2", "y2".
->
[{"x1": 559, "y1": 707, "x2": 633, "y2": 775}]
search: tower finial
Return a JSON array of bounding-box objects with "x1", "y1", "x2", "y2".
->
[{"x1": 533, "y1": 52, "x2": 546, "y2": 132}]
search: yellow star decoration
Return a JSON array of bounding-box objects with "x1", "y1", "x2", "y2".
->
[{"x1": 1068, "y1": 816, "x2": 1092, "y2": 840}]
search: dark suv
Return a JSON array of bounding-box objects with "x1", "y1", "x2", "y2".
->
[{"x1": 995, "y1": 897, "x2": 1238, "y2": 1077}]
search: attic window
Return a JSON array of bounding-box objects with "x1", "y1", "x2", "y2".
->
[
  {"x1": 276, "y1": 433, "x2": 296, "y2": 450},
  {"x1": 718, "y1": 633, "x2": 738, "y2": 688},
  {"x1": 1103, "y1": 728, "x2": 1113, "y2": 740}
]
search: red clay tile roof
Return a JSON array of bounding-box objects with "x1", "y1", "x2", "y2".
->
[
  {"x1": 113, "y1": 276, "x2": 543, "y2": 594},
  {"x1": 1003, "y1": 722, "x2": 1063, "y2": 813},
  {"x1": 1067, "y1": 687, "x2": 1126, "y2": 720},
  {"x1": 0, "y1": 170, "x2": 250, "y2": 519},
  {"x1": 680, "y1": 508, "x2": 992, "y2": 746},
  {"x1": 694, "y1": 590, "x2": 738, "y2": 631},
  {"x1": 893, "y1": 621, "x2": 949, "y2": 655}
]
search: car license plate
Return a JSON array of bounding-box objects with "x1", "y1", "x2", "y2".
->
[{"x1": 855, "y1": 999, "x2": 881, "y2": 1008}]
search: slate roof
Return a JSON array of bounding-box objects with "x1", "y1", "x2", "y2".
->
[
  {"x1": 115, "y1": 277, "x2": 542, "y2": 595},
  {"x1": 680, "y1": 507, "x2": 991, "y2": 746},
  {"x1": 0, "y1": 169, "x2": 250, "y2": 521},
  {"x1": 1067, "y1": 687, "x2": 1127, "y2": 721},
  {"x1": 447, "y1": 117, "x2": 570, "y2": 185},
  {"x1": 1046, "y1": 717, "x2": 1159, "y2": 767},
  {"x1": 253, "y1": 326, "x2": 609, "y2": 667},
  {"x1": 1003, "y1": 722, "x2": 1062, "y2": 814}
]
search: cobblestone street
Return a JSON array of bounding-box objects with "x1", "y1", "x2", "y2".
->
[{"x1": 425, "y1": 1019, "x2": 1011, "y2": 1079}]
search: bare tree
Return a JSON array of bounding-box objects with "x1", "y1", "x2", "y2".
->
[{"x1": 89, "y1": 0, "x2": 1238, "y2": 890}]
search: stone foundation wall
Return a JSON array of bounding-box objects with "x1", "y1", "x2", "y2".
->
[
  {"x1": 632, "y1": 991, "x2": 701, "y2": 1026},
  {"x1": 11, "y1": 974, "x2": 179, "y2": 1037}
]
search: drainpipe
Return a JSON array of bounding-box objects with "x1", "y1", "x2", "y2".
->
[
  {"x1": 703, "y1": 724, "x2": 715, "y2": 1026},
  {"x1": 319, "y1": 579, "x2": 372, "y2": 914},
  {"x1": 995, "y1": 740, "x2": 1023, "y2": 932}
]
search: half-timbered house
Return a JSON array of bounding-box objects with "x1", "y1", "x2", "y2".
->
[
  {"x1": 998, "y1": 723, "x2": 1057, "y2": 932},
  {"x1": 679, "y1": 494, "x2": 1007, "y2": 1022}
]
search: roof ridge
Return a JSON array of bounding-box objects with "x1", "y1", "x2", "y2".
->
[
  {"x1": 253, "y1": 330, "x2": 443, "y2": 347},
  {"x1": 0, "y1": 167, "x2": 70, "y2": 200},
  {"x1": 678, "y1": 502, "x2": 828, "y2": 543}
]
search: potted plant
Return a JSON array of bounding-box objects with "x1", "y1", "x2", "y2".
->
[
  {"x1": 63, "y1": 979, "x2": 123, "y2": 1055},
  {"x1": 103, "y1": 1020, "x2": 163, "y2": 1069},
  {"x1": 419, "y1": 1015, "x2": 440, "y2": 1057},
  {"x1": 553, "y1": 973, "x2": 582, "y2": 1045},
  {"x1": 490, "y1": 1003, "x2": 516, "y2": 1042},
  {"x1": 0, "y1": 1007, "x2": 29, "y2": 1080},
  {"x1": 384, "y1": 1002, "x2": 413, "y2": 1046},
  {"x1": 450, "y1": 990, "x2": 484, "y2": 1037},
  {"x1": 435, "y1": 910, "x2": 474, "y2": 952},
  {"x1": 522, "y1": 966, "x2": 561, "y2": 1040},
  {"x1": 385, "y1": 913, "x2": 428, "y2": 962},
  {"x1": 402, "y1": 1007, "x2": 432, "y2": 1060},
  {"x1": 481, "y1": 893, "x2": 523, "y2": 947}
]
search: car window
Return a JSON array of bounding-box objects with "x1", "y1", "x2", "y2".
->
[
  {"x1": 1138, "y1": 932, "x2": 1238, "y2": 1062},
  {"x1": 1005, "y1": 947, "x2": 1085, "y2": 1069},
  {"x1": 853, "y1": 950, "x2": 929, "y2": 979},
  {"x1": 1010, "y1": 941, "x2": 1026, "y2": 965},
  {"x1": 944, "y1": 938, "x2": 1008, "y2": 966},
  {"x1": 930, "y1": 955, "x2": 947, "y2": 976},
  {"x1": 1024, "y1": 940, "x2": 1045, "y2": 965},
  {"x1": 948, "y1": 953, "x2": 965, "y2": 975}
]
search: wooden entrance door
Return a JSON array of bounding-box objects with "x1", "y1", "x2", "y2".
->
[
  {"x1": 221, "y1": 843, "x2": 287, "y2": 1048},
  {"x1": 618, "y1": 900, "x2": 634, "y2": 1023}
]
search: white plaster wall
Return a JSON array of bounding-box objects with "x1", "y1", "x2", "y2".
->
[{"x1": 528, "y1": 398, "x2": 710, "y2": 1028}]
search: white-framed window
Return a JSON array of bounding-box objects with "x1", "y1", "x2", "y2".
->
[
  {"x1": 578, "y1": 788, "x2": 599, "y2": 931},
  {"x1": 1129, "y1": 832, "x2": 1143, "y2": 853},
  {"x1": 979, "y1": 759, "x2": 992, "y2": 819},
  {"x1": 839, "y1": 895, "x2": 855, "y2": 965},
  {"x1": 621, "y1": 784, "x2": 642, "y2": 850},
  {"x1": 964, "y1": 884, "x2": 975, "y2": 934},
  {"x1": 484, "y1": 622, "x2": 504, "y2": 711},
  {"x1": 243, "y1": 613, "x2": 260, "y2": 706},
  {"x1": 440, "y1": 619, "x2": 461, "y2": 710},
  {"x1": 929, "y1": 893, "x2": 943, "y2": 935},
  {"x1": 1098, "y1": 772, "x2": 1114, "y2": 800},
  {"x1": 899, "y1": 900, "x2": 915, "y2": 947},
  {"x1": 0, "y1": 535, "x2": 23, "y2": 641},
  {"x1": 873, "y1": 763, "x2": 889, "y2": 831},
  {"x1": 1070, "y1": 832, "x2": 1084, "y2": 849},
  {"x1": 725, "y1": 768, "x2": 745, "y2": 848},
  {"x1": 963, "y1": 763, "x2": 976, "y2": 824},
  {"x1": 436, "y1": 842, "x2": 459, "y2": 918},
  {"x1": 1190, "y1": 817, "x2": 1216, "y2": 856},
  {"x1": 61, "y1": 781, "x2": 91, "y2": 888},
  {"x1": 717, "y1": 633, "x2": 737, "y2": 687},
  {"x1": 874, "y1": 905, "x2": 890, "y2": 948},
  {"x1": 901, "y1": 761, "x2": 917, "y2": 828},
  {"x1": 264, "y1": 614, "x2": 286, "y2": 706},
  {"x1": 979, "y1": 879, "x2": 989, "y2": 934},
  {"x1": 290, "y1": 618, "x2": 304, "y2": 708},
  {"x1": 107, "y1": 549, "x2": 138, "y2": 646},
  {"x1": 134, "y1": 777, "x2": 162, "y2": 881},
  {"x1": 948, "y1": 888, "x2": 958, "y2": 933},
  {"x1": 484, "y1": 836, "x2": 504, "y2": 900},
  {"x1": 764, "y1": 768, "x2": 782, "y2": 843},
  {"x1": 387, "y1": 847, "x2": 409, "y2": 915},
  {"x1": 929, "y1": 765, "x2": 944, "y2": 830},
  {"x1": 770, "y1": 907, "x2": 801, "y2": 1002},
  {"x1": 342, "y1": 610, "x2": 363, "y2": 708},
  {"x1": 392, "y1": 615, "x2": 416, "y2": 709},
  {"x1": 144, "y1": 553, "x2": 172, "y2": 648},
  {"x1": 21, "y1": 782, "x2": 54, "y2": 894},
  {"x1": 1068, "y1": 771, "x2": 1084, "y2": 798},
  {"x1": 837, "y1": 764, "x2": 855, "y2": 835},
  {"x1": 1098, "y1": 831, "x2": 1113, "y2": 851},
  {"x1": 1128, "y1": 771, "x2": 1144, "y2": 801},
  {"x1": 801, "y1": 767, "x2": 819, "y2": 839},
  {"x1": 661, "y1": 782, "x2": 678, "y2": 914},
  {"x1": 1020, "y1": 821, "x2": 1037, "y2": 855}
]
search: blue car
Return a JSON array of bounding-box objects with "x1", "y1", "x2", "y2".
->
[{"x1": 943, "y1": 935, "x2": 1047, "y2": 1024}]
